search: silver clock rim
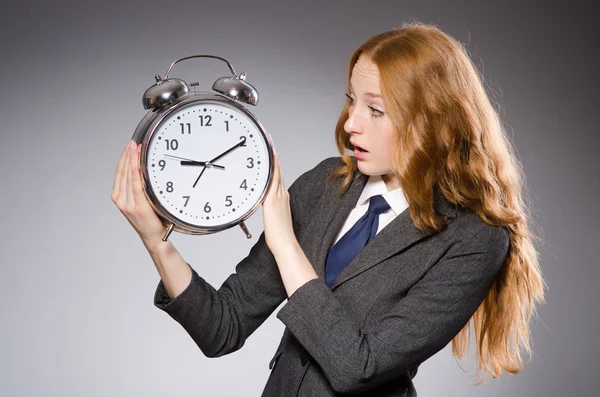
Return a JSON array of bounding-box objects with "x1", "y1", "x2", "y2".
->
[{"x1": 133, "y1": 92, "x2": 274, "y2": 236}]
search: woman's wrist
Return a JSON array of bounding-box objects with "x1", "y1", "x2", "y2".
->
[{"x1": 142, "y1": 235, "x2": 173, "y2": 257}]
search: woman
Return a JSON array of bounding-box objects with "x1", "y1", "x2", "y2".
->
[{"x1": 112, "y1": 22, "x2": 545, "y2": 396}]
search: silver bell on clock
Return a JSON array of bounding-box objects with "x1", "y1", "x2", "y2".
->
[{"x1": 131, "y1": 55, "x2": 274, "y2": 242}]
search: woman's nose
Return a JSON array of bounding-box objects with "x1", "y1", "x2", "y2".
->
[{"x1": 344, "y1": 107, "x2": 362, "y2": 134}]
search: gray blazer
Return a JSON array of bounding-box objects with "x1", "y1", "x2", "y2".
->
[{"x1": 154, "y1": 156, "x2": 510, "y2": 397}]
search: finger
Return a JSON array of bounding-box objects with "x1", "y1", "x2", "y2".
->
[
  {"x1": 278, "y1": 155, "x2": 285, "y2": 188},
  {"x1": 274, "y1": 153, "x2": 281, "y2": 193},
  {"x1": 119, "y1": 141, "x2": 132, "y2": 207},
  {"x1": 275, "y1": 154, "x2": 284, "y2": 196},
  {"x1": 270, "y1": 152, "x2": 279, "y2": 189},
  {"x1": 112, "y1": 141, "x2": 131, "y2": 199},
  {"x1": 126, "y1": 143, "x2": 136, "y2": 209},
  {"x1": 131, "y1": 144, "x2": 145, "y2": 203},
  {"x1": 275, "y1": 153, "x2": 285, "y2": 195}
]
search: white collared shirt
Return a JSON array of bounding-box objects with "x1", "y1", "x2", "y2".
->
[{"x1": 333, "y1": 174, "x2": 409, "y2": 245}]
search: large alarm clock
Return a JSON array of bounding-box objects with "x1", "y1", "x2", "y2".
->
[{"x1": 131, "y1": 55, "x2": 274, "y2": 242}]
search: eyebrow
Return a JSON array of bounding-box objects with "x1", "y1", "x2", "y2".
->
[{"x1": 348, "y1": 83, "x2": 382, "y2": 98}]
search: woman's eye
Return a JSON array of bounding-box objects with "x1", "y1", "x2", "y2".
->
[
  {"x1": 345, "y1": 93, "x2": 355, "y2": 105},
  {"x1": 369, "y1": 106, "x2": 384, "y2": 117}
]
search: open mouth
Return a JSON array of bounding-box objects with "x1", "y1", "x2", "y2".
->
[{"x1": 354, "y1": 145, "x2": 368, "y2": 153}]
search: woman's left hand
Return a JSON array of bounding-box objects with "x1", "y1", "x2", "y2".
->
[{"x1": 262, "y1": 146, "x2": 297, "y2": 255}]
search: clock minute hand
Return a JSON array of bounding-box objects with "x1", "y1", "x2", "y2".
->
[
  {"x1": 193, "y1": 137, "x2": 246, "y2": 188},
  {"x1": 208, "y1": 137, "x2": 246, "y2": 164}
]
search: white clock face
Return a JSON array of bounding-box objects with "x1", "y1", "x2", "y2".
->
[{"x1": 146, "y1": 101, "x2": 271, "y2": 228}]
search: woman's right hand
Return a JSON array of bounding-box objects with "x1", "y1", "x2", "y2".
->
[{"x1": 111, "y1": 140, "x2": 167, "y2": 247}]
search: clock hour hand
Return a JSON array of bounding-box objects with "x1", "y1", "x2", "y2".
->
[
  {"x1": 180, "y1": 160, "x2": 225, "y2": 170},
  {"x1": 164, "y1": 154, "x2": 225, "y2": 169}
]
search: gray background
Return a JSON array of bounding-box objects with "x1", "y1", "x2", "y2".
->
[{"x1": 0, "y1": 0, "x2": 597, "y2": 396}]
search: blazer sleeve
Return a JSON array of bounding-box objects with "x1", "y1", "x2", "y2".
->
[
  {"x1": 152, "y1": 157, "x2": 328, "y2": 358},
  {"x1": 276, "y1": 223, "x2": 510, "y2": 394}
]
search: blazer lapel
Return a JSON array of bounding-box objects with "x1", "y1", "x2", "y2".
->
[
  {"x1": 310, "y1": 171, "x2": 369, "y2": 282},
  {"x1": 309, "y1": 163, "x2": 458, "y2": 290},
  {"x1": 329, "y1": 207, "x2": 431, "y2": 290}
]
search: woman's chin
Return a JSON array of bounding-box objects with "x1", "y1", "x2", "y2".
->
[{"x1": 356, "y1": 161, "x2": 377, "y2": 175}]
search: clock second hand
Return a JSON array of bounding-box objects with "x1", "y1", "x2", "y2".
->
[
  {"x1": 192, "y1": 137, "x2": 246, "y2": 188},
  {"x1": 192, "y1": 165, "x2": 207, "y2": 189}
]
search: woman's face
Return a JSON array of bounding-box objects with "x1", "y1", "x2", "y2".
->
[{"x1": 344, "y1": 55, "x2": 400, "y2": 191}]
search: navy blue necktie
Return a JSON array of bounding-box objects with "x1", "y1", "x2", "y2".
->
[{"x1": 325, "y1": 195, "x2": 391, "y2": 288}]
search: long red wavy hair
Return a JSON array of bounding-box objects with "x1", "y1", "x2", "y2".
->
[{"x1": 330, "y1": 22, "x2": 546, "y2": 381}]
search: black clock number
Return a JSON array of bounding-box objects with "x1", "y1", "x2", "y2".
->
[
  {"x1": 199, "y1": 115, "x2": 212, "y2": 127},
  {"x1": 165, "y1": 139, "x2": 178, "y2": 151},
  {"x1": 240, "y1": 179, "x2": 247, "y2": 190},
  {"x1": 180, "y1": 123, "x2": 191, "y2": 134},
  {"x1": 224, "y1": 120, "x2": 229, "y2": 132},
  {"x1": 158, "y1": 160, "x2": 166, "y2": 170},
  {"x1": 204, "y1": 202, "x2": 211, "y2": 213},
  {"x1": 240, "y1": 136, "x2": 247, "y2": 146},
  {"x1": 183, "y1": 196, "x2": 190, "y2": 207},
  {"x1": 247, "y1": 157, "x2": 254, "y2": 168},
  {"x1": 225, "y1": 195, "x2": 233, "y2": 207},
  {"x1": 166, "y1": 181, "x2": 174, "y2": 193}
]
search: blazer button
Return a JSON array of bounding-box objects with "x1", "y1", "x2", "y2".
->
[{"x1": 301, "y1": 355, "x2": 309, "y2": 366}]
